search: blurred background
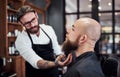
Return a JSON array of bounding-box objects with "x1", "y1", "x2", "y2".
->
[{"x1": 0, "y1": 0, "x2": 120, "y2": 77}]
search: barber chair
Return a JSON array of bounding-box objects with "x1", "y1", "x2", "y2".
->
[{"x1": 101, "y1": 56, "x2": 118, "y2": 77}]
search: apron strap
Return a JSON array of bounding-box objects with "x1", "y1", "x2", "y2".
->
[
  {"x1": 27, "y1": 31, "x2": 34, "y2": 45},
  {"x1": 26, "y1": 26, "x2": 53, "y2": 47}
]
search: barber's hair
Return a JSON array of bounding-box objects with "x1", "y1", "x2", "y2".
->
[{"x1": 17, "y1": 5, "x2": 35, "y2": 21}]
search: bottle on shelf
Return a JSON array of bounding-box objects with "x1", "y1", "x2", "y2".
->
[{"x1": 9, "y1": 42, "x2": 19, "y2": 56}]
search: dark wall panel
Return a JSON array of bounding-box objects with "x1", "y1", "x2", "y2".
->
[{"x1": 47, "y1": 0, "x2": 64, "y2": 44}]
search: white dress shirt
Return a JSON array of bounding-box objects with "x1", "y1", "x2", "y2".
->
[{"x1": 15, "y1": 24, "x2": 63, "y2": 69}]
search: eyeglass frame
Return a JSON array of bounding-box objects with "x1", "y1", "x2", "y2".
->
[{"x1": 19, "y1": 13, "x2": 38, "y2": 28}]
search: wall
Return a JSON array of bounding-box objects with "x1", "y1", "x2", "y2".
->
[{"x1": 47, "y1": 0, "x2": 64, "y2": 44}]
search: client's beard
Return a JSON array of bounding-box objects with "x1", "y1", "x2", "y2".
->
[
  {"x1": 26, "y1": 25, "x2": 40, "y2": 34},
  {"x1": 62, "y1": 39, "x2": 78, "y2": 56}
]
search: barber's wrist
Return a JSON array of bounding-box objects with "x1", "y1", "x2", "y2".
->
[{"x1": 54, "y1": 59, "x2": 60, "y2": 67}]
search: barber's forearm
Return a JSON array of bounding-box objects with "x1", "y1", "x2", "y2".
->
[
  {"x1": 37, "y1": 60, "x2": 56, "y2": 69},
  {"x1": 37, "y1": 54, "x2": 72, "y2": 69}
]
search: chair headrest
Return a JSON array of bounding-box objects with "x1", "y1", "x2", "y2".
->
[{"x1": 102, "y1": 57, "x2": 118, "y2": 76}]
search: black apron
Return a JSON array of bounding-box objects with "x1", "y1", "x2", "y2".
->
[{"x1": 26, "y1": 28, "x2": 59, "y2": 77}]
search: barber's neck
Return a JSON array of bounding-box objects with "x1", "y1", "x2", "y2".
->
[{"x1": 36, "y1": 30, "x2": 40, "y2": 37}]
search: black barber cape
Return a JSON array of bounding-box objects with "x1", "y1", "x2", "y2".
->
[{"x1": 63, "y1": 52, "x2": 105, "y2": 77}]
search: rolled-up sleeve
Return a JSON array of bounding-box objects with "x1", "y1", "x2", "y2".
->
[{"x1": 15, "y1": 32, "x2": 42, "y2": 69}]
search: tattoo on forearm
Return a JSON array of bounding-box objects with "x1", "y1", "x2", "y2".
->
[
  {"x1": 37, "y1": 60, "x2": 53, "y2": 69},
  {"x1": 44, "y1": 61, "x2": 49, "y2": 68}
]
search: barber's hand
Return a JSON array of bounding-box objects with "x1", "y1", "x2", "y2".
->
[{"x1": 55, "y1": 53, "x2": 72, "y2": 67}]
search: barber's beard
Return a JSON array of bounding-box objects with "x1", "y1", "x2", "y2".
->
[
  {"x1": 62, "y1": 38, "x2": 79, "y2": 56},
  {"x1": 26, "y1": 25, "x2": 40, "y2": 34}
]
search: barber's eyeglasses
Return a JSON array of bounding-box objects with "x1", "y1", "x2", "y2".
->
[{"x1": 22, "y1": 17, "x2": 37, "y2": 27}]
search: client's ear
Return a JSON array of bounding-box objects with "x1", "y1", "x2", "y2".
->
[{"x1": 79, "y1": 34, "x2": 87, "y2": 44}]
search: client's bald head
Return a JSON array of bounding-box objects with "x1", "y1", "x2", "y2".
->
[{"x1": 74, "y1": 18, "x2": 101, "y2": 43}]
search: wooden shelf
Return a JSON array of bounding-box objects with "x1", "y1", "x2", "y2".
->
[
  {"x1": 8, "y1": 22, "x2": 21, "y2": 26},
  {"x1": 8, "y1": 0, "x2": 25, "y2": 2},
  {"x1": 8, "y1": 8, "x2": 18, "y2": 13},
  {"x1": 0, "y1": 0, "x2": 25, "y2": 77},
  {"x1": 8, "y1": 22, "x2": 22, "y2": 31},
  {"x1": 8, "y1": 36, "x2": 17, "y2": 43},
  {"x1": 17, "y1": 0, "x2": 25, "y2": 2},
  {"x1": 6, "y1": 55, "x2": 21, "y2": 59}
]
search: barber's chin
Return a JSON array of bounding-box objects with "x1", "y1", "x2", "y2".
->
[
  {"x1": 32, "y1": 27, "x2": 38, "y2": 31},
  {"x1": 28, "y1": 29, "x2": 39, "y2": 34},
  {"x1": 31, "y1": 28, "x2": 39, "y2": 34},
  {"x1": 32, "y1": 30, "x2": 39, "y2": 34}
]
